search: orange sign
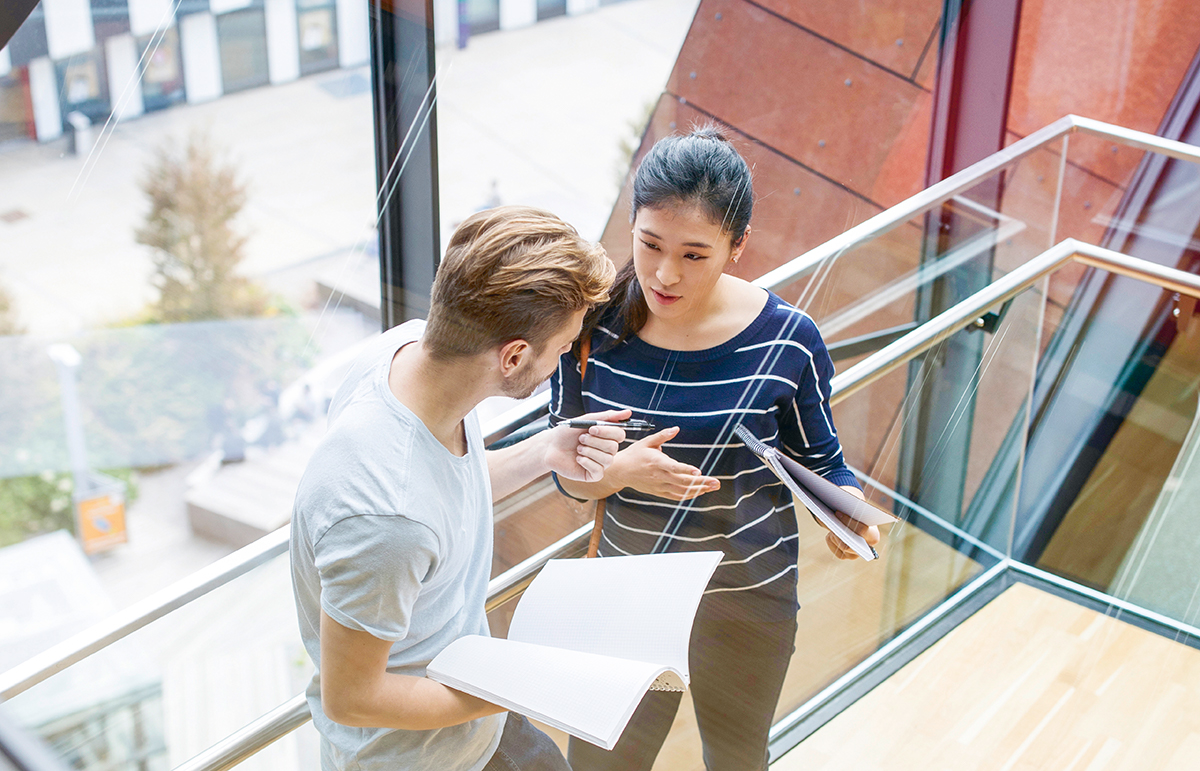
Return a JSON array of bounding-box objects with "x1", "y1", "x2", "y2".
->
[{"x1": 77, "y1": 493, "x2": 128, "y2": 554}]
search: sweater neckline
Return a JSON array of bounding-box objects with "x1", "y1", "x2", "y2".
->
[{"x1": 625, "y1": 291, "x2": 781, "y2": 363}]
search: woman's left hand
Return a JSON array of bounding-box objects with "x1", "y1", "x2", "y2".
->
[
  {"x1": 823, "y1": 485, "x2": 881, "y2": 560},
  {"x1": 824, "y1": 513, "x2": 881, "y2": 561}
]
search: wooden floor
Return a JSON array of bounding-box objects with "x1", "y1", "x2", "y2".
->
[
  {"x1": 512, "y1": 512, "x2": 985, "y2": 770},
  {"x1": 773, "y1": 583, "x2": 1200, "y2": 771}
]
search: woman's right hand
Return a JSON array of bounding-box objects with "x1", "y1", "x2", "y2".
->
[{"x1": 618, "y1": 426, "x2": 720, "y2": 501}]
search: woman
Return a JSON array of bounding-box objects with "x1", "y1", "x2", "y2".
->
[{"x1": 549, "y1": 126, "x2": 879, "y2": 771}]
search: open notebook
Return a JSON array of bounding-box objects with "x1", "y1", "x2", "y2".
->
[
  {"x1": 427, "y1": 551, "x2": 722, "y2": 749},
  {"x1": 734, "y1": 424, "x2": 896, "y2": 560}
]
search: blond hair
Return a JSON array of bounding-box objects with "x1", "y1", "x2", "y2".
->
[{"x1": 424, "y1": 205, "x2": 614, "y2": 359}]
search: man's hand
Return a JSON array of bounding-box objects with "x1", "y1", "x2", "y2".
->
[
  {"x1": 545, "y1": 409, "x2": 631, "y2": 483},
  {"x1": 823, "y1": 485, "x2": 881, "y2": 560}
]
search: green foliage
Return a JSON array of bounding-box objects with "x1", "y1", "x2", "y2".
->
[
  {"x1": 136, "y1": 133, "x2": 270, "y2": 323},
  {"x1": 0, "y1": 469, "x2": 138, "y2": 549}
]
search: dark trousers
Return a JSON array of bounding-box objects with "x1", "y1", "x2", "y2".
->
[
  {"x1": 483, "y1": 713, "x2": 571, "y2": 771},
  {"x1": 567, "y1": 604, "x2": 798, "y2": 771}
]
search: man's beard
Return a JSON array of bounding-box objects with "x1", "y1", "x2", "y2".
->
[{"x1": 500, "y1": 361, "x2": 549, "y2": 400}]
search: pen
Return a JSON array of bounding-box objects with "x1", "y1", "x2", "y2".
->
[{"x1": 556, "y1": 419, "x2": 657, "y2": 432}]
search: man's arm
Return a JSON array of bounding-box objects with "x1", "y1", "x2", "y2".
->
[
  {"x1": 319, "y1": 610, "x2": 505, "y2": 730},
  {"x1": 486, "y1": 409, "x2": 628, "y2": 501}
]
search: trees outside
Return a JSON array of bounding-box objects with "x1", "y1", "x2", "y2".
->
[{"x1": 135, "y1": 133, "x2": 270, "y2": 323}]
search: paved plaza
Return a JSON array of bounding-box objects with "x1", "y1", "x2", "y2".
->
[{"x1": 0, "y1": 0, "x2": 698, "y2": 337}]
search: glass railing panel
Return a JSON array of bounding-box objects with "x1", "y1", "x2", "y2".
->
[
  {"x1": 0, "y1": 550, "x2": 312, "y2": 770},
  {"x1": 1068, "y1": 131, "x2": 1200, "y2": 268},
  {"x1": 491, "y1": 475, "x2": 593, "y2": 579},
  {"x1": 764, "y1": 290, "x2": 1042, "y2": 717},
  {"x1": 1025, "y1": 272, "x2": 1200, "y2": 628},
  {"x1": 1051, "y1": 132, "x2": 1150, "y2": 249},
  {"x1": 769, "y1": 145, "x2": 1064, "y2": 363}
]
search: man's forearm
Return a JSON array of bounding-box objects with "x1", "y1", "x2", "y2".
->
[
  {"x1": 320, "y1": 611, "x2": 506, "y2": 731},
  {"x1": 324, "y1": 672, "x2": 504, "y2": 730},
  {"x1": 486, "y1": 432, "x2": 553, "y2": 501}
]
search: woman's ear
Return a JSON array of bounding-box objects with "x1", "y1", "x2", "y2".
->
[{"x1": 731, "y1": 226, "x2": 751, "y2": 264}]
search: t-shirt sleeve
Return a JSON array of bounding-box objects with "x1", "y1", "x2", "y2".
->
[
  {"x1": 777, "y1": 321, "x2": 861, "y2": 491},
  {"x1": 314, "y1": 514, "x2": 441, "y2": 642},
  {"x1": 550, "y1": 349, "x2": 585, "y2": 421}
]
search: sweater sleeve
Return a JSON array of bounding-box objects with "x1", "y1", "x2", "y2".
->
[
  {"x1": 549, "y1": 349, "x2": 585, "y2": 421},
  {"x1": 777, "y1": 318, "x2": 861, "y2": 490}
]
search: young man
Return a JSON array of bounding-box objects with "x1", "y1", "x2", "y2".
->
[{"x1": 290, "y1": 206, "x2": 628, "y2": 770}]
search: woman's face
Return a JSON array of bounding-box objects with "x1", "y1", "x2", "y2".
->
[{"x1": 632, "y1": 203, "x2": 746, "y2": 324}]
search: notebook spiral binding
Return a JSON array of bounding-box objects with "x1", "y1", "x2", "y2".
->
[{"x1": 733, "y1": 424, "x2": 771, "y2": 458}]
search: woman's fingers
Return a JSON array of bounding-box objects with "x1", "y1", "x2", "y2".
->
[
  {"x1": 639, "y1": 426, "x2": 680, "y2": 448},
  {"x1": 826, "y1": 532, "x2": 859, "y2": 560}
]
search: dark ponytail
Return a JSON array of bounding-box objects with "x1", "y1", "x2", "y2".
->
[{"x1": 574, "y1": 124, "x2": 754, "y2": 360}]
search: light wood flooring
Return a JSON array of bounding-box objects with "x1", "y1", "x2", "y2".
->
[
  {"x1": 510, "y1": 511, "x2": 985, "y2": 770},
  {"x1": 773, "y1": 582, "x2": 1200, "y2": 771}
]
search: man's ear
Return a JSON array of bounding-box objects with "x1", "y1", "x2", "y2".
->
[{"x1": 497, "y1": 338, "x2": 531, "y2": 378}]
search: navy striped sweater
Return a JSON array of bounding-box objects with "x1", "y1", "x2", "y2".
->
[{"x1": 550, "y1": 291, "x2": 859, "y2": 621}]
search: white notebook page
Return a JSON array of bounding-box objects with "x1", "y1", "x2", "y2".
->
[
  {"x1": 427, "y1": 635, "x2": 666, "y2": 748},
  {"x1": 507, "y1": 551, "x2": 722, "y2": 679}
]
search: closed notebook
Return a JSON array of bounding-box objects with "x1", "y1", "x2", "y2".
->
[
  {"x1": 734, "y1": 424, "x2": 896, "y2": 561},
  {"x1": 427, "y1": 550, "x2": 722, "y2": 749}
]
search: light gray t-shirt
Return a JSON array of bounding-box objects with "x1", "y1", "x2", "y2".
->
[{"x1": 290, "y1": 320, "x2": 504, "y2": 771}]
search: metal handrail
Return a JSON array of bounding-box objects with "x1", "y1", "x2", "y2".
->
[
  {"x1": 756, "y1": 114, "x2": 1200, "y2": 296},
  {"x1": 0, "y1": 526, "x2": 290, "y2": 701},
  {"x1": 168, "y1": 240, "x2": 1200, "y2": 771},
  {"x1": 0, "y1": 399, "x2": 553, "y2": 703},
  {"x1": 830, "y1": 239, "x2": 1200, "y2": 405}
]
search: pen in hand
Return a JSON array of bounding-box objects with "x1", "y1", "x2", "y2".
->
[{"x1": 556, "y1": 418, "x2": 657, "y2": 432}]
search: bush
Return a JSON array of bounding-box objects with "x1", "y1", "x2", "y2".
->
[{"x1": 0, "y1": 468, "x2": 138, "y2": 549}]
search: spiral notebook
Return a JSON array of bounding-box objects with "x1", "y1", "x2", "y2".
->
[
  {"x1": 734, "y1": 424, "x2": 896, "y2": 561},
  {"x1": 427, "y1": 550, "x2": 721, "y2": 749}
]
